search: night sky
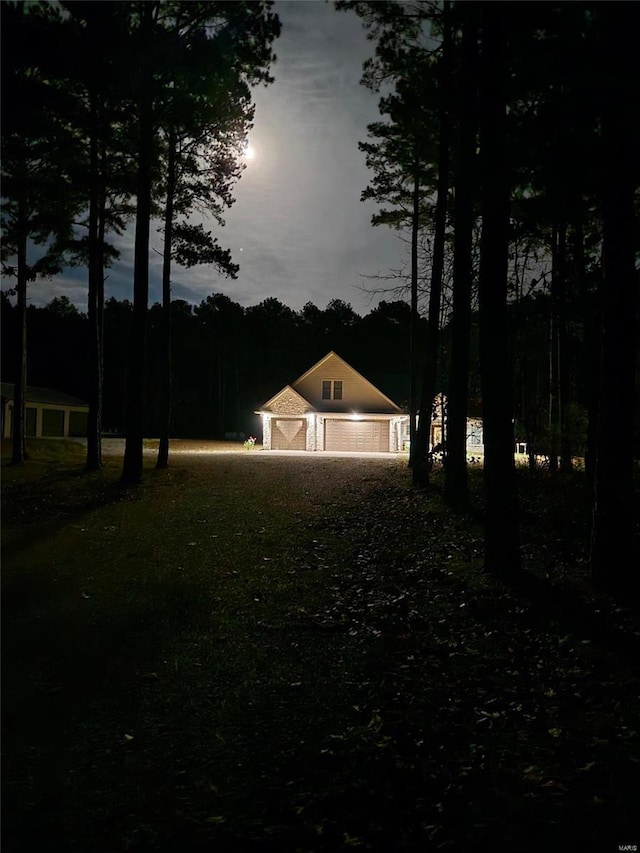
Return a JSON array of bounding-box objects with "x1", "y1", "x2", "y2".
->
[{"x1": 26, "y1": 0, "x2": 405, "y2": 316}]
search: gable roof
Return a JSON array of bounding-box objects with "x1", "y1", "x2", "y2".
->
[
  {"x1": 259, "y1": 352, "x2": 403, "y2": 415},
  {"x1": 1, "y1": 382, "x2": 88, "y2": 408},
  {"x1": 260, "y1": 384, "x2": 312, "y2": 414}
]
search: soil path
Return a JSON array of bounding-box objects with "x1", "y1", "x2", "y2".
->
[
  {"x1": 2, "y1": 448, "x2": 638, "y2": 852},
  {"x1": 2, "y1": 452, "x2": 405, "y2": 852}
]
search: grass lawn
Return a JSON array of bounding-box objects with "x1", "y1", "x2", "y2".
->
[{"x1": 2, "y1": 440, "x2": 639, "y2": 852}]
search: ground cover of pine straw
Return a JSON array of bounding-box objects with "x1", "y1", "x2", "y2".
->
[{"x1": 2, "y1": 440, "x2": 639, "y2": 853}]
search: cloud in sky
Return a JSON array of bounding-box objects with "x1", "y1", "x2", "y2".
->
[{"x1": 25, "y1": 0, "x2": 407, "y2": 316}]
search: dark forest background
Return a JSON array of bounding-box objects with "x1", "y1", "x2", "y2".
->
[
  {"x1": 1, "y1": 284, "x2": 618, "y2": 458},
  {"x1": 1, "y1": 291, "x2": 415, "y2": 438}
]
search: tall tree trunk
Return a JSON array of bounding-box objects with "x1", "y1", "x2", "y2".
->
[
  {"x1": 548, "y1": 221, "x2": 573, "y2": 473},
  {"x1": 157, "y1": 127, "x2": 177, "y2": 470},
  {"x1": 412, "y1": 0, "x2": 451, "y2": 489},
  {"x1": 122, "y1": 61, "x2": 154, "y2": 484},
  {"x1": 444, "y1": 7, "x2": 477, "y2": 508},
  {"x1": 408, "y1": 167, "x2": 420, "y2": 467},
  {"x1": 525, "y1": 363, "x2": 540, "y2": 472},
  {"x1": 590, "y1": 5, "x2": 638, "y2": 598},
  {"x1": 408, "y1": 169, "x2": 420, "y2": 466},
  {"x1": 557, "y1": 222, "x2": 573, "y2": 471},
  {"x1": 477, "y1": 3, "x2": 520, "y2": 575},
  {"x1": 97, "y1": 145, "x2": 106, "y2": 450},
  {"x1": 86, "y1": 91, "x2": 103, "y2": 471},
  {"x1": 218, "y1": 354, "x2": 224, "y2": 433},
  {"x1": 548, "y1": 224, "x2": 560, "y2": 473},
  {"x1": 12, "y1": 203, "x2": 28, "y2": 466},
  {"x1": 573, "y1": 214, "x2": 598, "y2": 486}
]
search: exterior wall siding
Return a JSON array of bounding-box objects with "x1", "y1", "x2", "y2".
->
[
  {"x1": 466, "y1": 418, "x2": 484, "y2": 452},
  {"x1": 2, "y1": 401, "x2": 89, "y2": 439},
  {"x1": 410, "y1": 413, "x2": 484, "y2": 453},
  {"x1": 293, "y1": 353, "x2": 400, "y2": 413},
  {"x1": 391, "y1": 416, "x2": 406, "y2": 452}
]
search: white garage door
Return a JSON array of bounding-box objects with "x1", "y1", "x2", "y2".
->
[
  {"x1": 324, "y1": 419, "x2": 389, "y2": 452},
  {"x1": 271, "y1": 418, "x2": 306, "y2": 450}
]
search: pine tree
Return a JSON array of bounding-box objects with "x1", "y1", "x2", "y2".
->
[
  {"x1": 119, "y1": 1, "x2": 281, "y2": 484},
  {"x1": 477, "y1": 2, "x2": 520, "y2": 575},
  {"x1": 154, "y1": 43, "x2": 252, "y2": 468},
  {"x1": 590, "y1": 3, "x2": 640, "y2": 599},
  {"x1": 1, "y1": 2, "x2": 81, "y2": 464},
  {"x1": 443, "y1": 2, "x2": 478, "y2": 508}
]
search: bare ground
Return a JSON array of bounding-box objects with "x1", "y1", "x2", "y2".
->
[{"x1": 2, "y1": 440, "x2": 639, "y2": 852}]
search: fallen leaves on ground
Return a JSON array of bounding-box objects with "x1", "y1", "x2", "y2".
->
[{"x1": 2, "y1": 454, "x2": 639, "y2": 852}]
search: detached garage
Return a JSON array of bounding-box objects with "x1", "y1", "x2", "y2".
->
[
  {"x1": 257, "y1": 352, "x2": 408, "y2": 454},
  {"x1": 1, "y1": 383, "x2": 89, "y2": 439}
]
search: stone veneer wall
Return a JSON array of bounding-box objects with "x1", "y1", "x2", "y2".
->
[
  {"x1": 262, "y1": 415, "x2": 272, "y2": 449},
  {"x1": 269, "y1": 387, "x2": 309, "y2": 416},
  {"x1": 306, "y1": 416, "x2": 316, "y2": 451},
  {"x1": 264, "y1": 387, "x2": 311, "y2": 451}
]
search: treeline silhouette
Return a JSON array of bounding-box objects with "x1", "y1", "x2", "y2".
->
[
  {"x1": 1, "y1": 292, "x2": 415, "y2": 439},
  {"x1": 2, "y1": 284, "x2": 612, "y2": 463}
]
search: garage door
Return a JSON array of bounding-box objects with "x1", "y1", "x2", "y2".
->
[
  {"x1": 324, "y1": 419, "x2": 389, "y2": 453},
  {"x1": 271, "y1": 418, "x2": 306, "y2": 450},
  {"x1": 42, "y1": 408, "x2": 64, "y2": 437},
  {"x1": 69, "y1": 410, "x2": 88, "y2": 437}
]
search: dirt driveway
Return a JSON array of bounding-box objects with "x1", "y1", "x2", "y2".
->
[
  {"x1": 2, "y1": 448, "x2": 413, "y2": 851},
  {"x1": 94, "y1": 436, "x2": 406, "y2": 461},
  {"x1": 2, "y1": 444, "x2": 639, "y2": 853}
]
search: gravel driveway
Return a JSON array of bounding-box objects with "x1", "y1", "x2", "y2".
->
[{"x1": 92, "y1": 437, "x2": 406, "y2": 461}]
